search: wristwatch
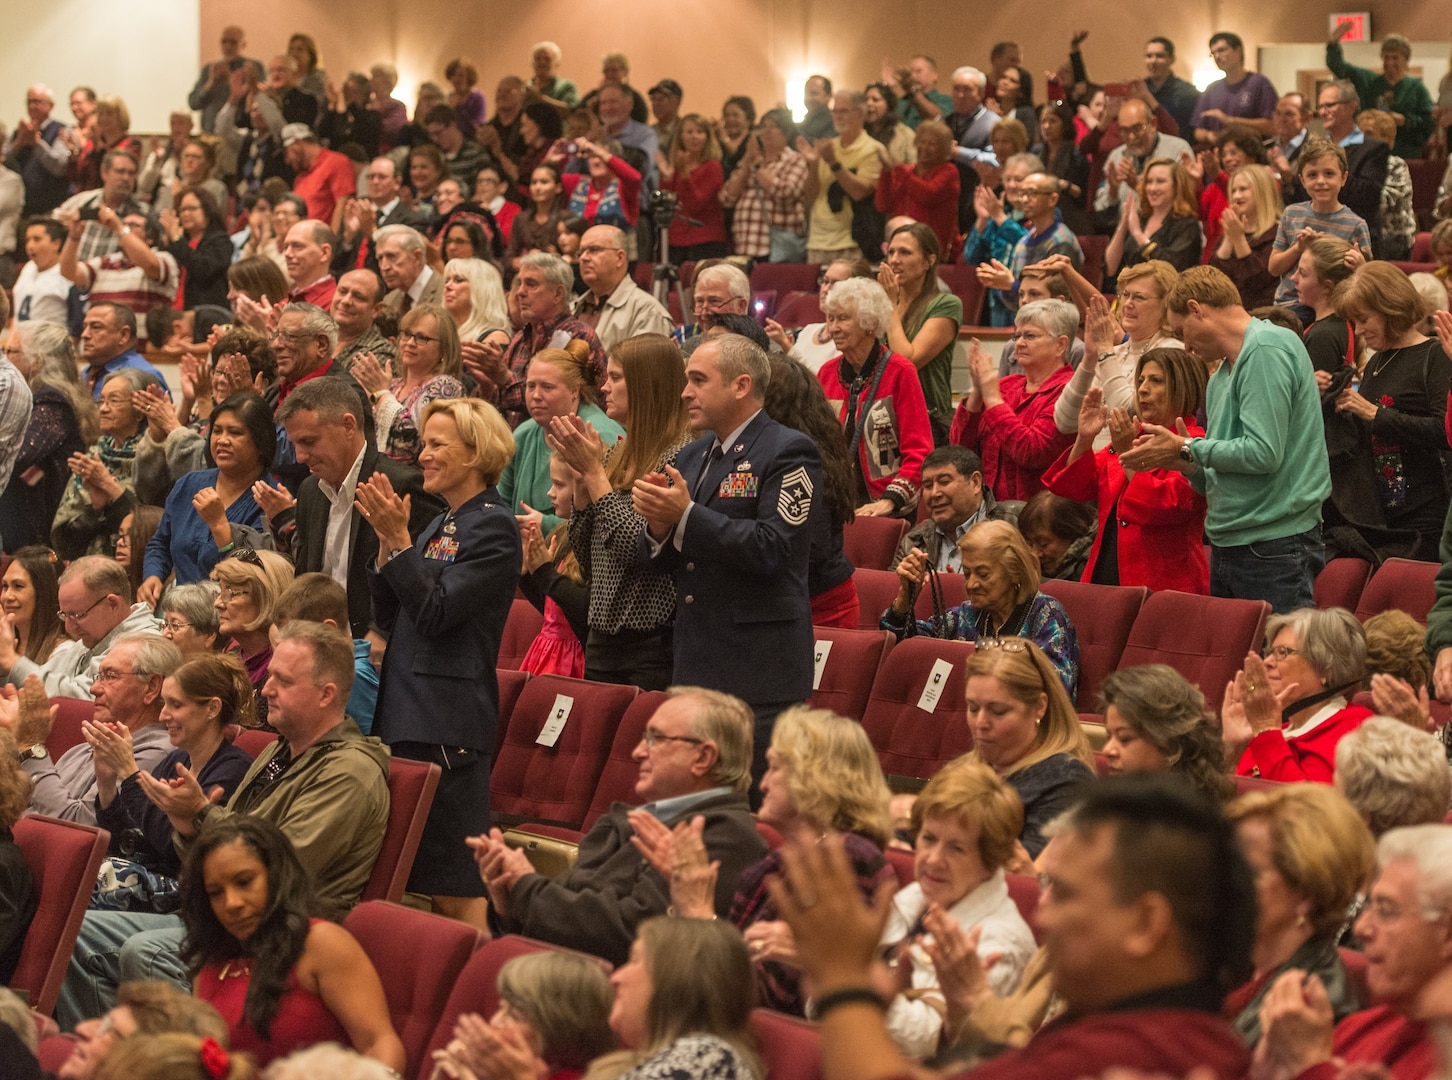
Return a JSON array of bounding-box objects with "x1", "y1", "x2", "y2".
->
[
  {"x1": 18, "y1": 743, "x2": 45, "y2": 762},
  {"x1": 1178, "y1": 440, "x2": 1195, "y2": 465}
]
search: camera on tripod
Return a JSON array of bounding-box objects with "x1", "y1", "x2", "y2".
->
[{"x1": 648, "y1": 189, "x2": 679, "y2": 229}]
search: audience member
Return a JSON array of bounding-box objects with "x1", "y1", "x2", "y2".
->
[
  {"x1": 864, "y1": 83, "x2": 915, "y2": 166},
  {"x1": 0, "y1": 732, "x2": 34, "y2": 984},
  {"x1": 945, "y1": 67, "x2": 998, "y2": 232},
  {"x1": 977, "y1": 172, "x2": 1083, "y2": 321},
  {"x1": 470, "y1": 686, "x2": 766, "y2": 964},
  {"x1": 5, "y1": 85, "x2": 73, "y2": 216},
  {"x1": 879, "y1": 221, "x2": 961, "y2": 440},
  {"x1": 1044, "y1": 347, "x2": 1209, "y2": 592},
  {"x1": 12, "y1": 216, "x2": 70, "y2": 326},
  {"x1": 572, "y1": 224, "x2": 674, "y2": 351},
  {"x1": 1209, "y1": 164, "x2": 1284, "y2": 309},
  {"x1": 328, "y1": 269, "x2": 395, "y2": 374},
  {"x1": 55, "y1": 981, "x2": 231, "y2": 1078},
  {"x1": 209, "y1": 550, "x2": 295, "y2": 726},
  {"x1": 1098, "y1": 665, "x2": 1234, "y2": 802},
  {"x1": 1223, "y1": 607, "x2": 1372, "y2": 782},
  {"x1": 895, "y1": 446, "x2": 1021, "y2": 571},
  {"x1": 1093, "y1": 99, "x2": 1192, "y2": 227},
  {"x1": 801, "y1": 90, "x2": 885, "y2": 265},
  {"x1": 56, "y1": 149, "x2": 145, "y2": 262},
  {"x1": 352, "y1": 303, "x2": 464, "y2": 466},
  {"x1": 799, "y1": 76, "x2": 836, "y2": 143},
  {"x1": 158, "y1": 582, "x2": 221, "y2": 656},
  {"x1": 1334, "y1": 718, "x2": 1452, "y2": 836},
  {"x1": 1326, "y1": 26, "x2": 1434, "y2": 160},
  {"x1": 1192, "y1": 32, "x2": 1278, "y2": 142},
  {"x1": 1142, "y1": 37, "x2": 1201, "y2": 138},
  {"x1": 1016, "y1": 490, "x2": 1097, "y2": 580},
  {"x1": 1, "y1": 546, "x2": 63, "y2": 664}
]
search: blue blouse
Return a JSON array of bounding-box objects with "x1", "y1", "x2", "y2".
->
[
  {"x1": 142, "y1": 468, "x2": 270, "y2": 586},
  {"x1": 881, "y1": 591, "x2": 1080, "y2": 699}
]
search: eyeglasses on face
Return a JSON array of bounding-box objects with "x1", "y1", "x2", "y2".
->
[
  {"x1": 640, "y1": 728, "x2": 703, "y2": 749},
  {"x1": 398, "y1": 330, "x2": 438, "y2": 345},
  {"x1": 58, "y1": 593, "x2": 111, "y2": 623},
  {"x1": 94, "y1": 668, "x2": 141, "y2": 684},
  {"x1": 163, "y1": 618, "x2": 193, "y2": 634},
  {"x1": 1264, "y1": 645, "x2": 1300, "y2": 661}
]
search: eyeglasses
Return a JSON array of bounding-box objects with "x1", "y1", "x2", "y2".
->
[
  {"x1": 1118, "y1": 290, "x2": 1160, "y2": 304},
  {"x1": 94, "y1": 668, "x2": 141, "y2": 684},
  {"x1": 163, "y1": 618, "x2": 193, "y2": 633},
  {"x1": 577, "y1": 245, "x2": 621, "y2": 257},
  {"x1": 641, "y1": 729, "x2": 703, "y2": 749},
  {"x1": 267, "y1": 329, "x2": 309, "y2": 344},
  {"x1": 1010, "y1": 330, "x2": 1049, "y2": 343},
  {"x1": 692, "y1": 295, "x2": 733, "y2": 312},
  {"x1": 1317, "y1": 100, "x2": 1353, "y2": 112},
  {"x1": 1264, "y1": 645, "x2": 1301, "y2": 661},
  {"x1": 98, "y1": 394, "x2": 133, "y2": 408},
  {"x1": 217, "y1": 586, "x2": 251, "y2": 602},
  {"x1": 398, "y1": 330, "x2": 438, "y2": 345},
  {"x1": 58, "y1": 594, "x2": 111, "y2": 623},
  {"x1": 1119, "y1": 122, "x2": 1151, "y2": 137}
]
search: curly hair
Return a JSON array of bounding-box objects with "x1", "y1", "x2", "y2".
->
[
  {"x1": 1099, "y1": 664, "x2": 1234, "y2": 802},
  {"x1": 0, "y1": 731, "x2": 33, "y2": 829},
  {"x1": 768, "y1": 706, "x2": 893, "y2": 846},
  {"x1": 763, "y1": 355, "x2": 855, "y2": 530},
  {"x1": 178, "y1": 817, "x2": 315, "y2": 1042},
  {"x1": 1363, "y1": 610, "x2": 1431, "y2": 693}
]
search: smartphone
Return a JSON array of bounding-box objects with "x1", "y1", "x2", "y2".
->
[
  {"x1": 564, "y1": 141, "x2": 579, "y2": 156},
  {"x1": 1104, "y1": 82, "x2": 1133, "y2": 100},
  {"x1": 77, "y1": 205, "x2": 101, "y2": 222}
]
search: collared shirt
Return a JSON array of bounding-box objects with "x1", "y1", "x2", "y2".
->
[
  {"x1": 287, "y1": 274, "x2": 337, "y2": 310},
  {"x1": 670, "y1": 410, "x2": 760, "y2": 552},
  {"x1": 84, "y1": 349, "x2": 171, "y2": 398},
  {"x1": 406, "y1": 265, "x2": 436, "y2": 307},
  {"x1": 643, "y1": 785, "x2": 735, "y2": 822},
  {"x1": 373, "y1": 197, "x2": 400, "y2": 223},
  {"x1": 1274, "y1": 128, "x2": 1308, "y2": 160},
  {"x1": 571, "y1": 275, "x2": 674, "y2": 354},
  {"x1": 1335, "y1": 126, "x2": 1365, "y2": 148},
  {"x1": 933, "y1": 503, "x2": 986, "y2": 572},
  {"x1": 320, "y1": 443, "x2": 367, "y2": 586}
]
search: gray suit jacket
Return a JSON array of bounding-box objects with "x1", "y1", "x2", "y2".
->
[{"x1": 381, "y1": 266, "x2": 444, "y2": 321}]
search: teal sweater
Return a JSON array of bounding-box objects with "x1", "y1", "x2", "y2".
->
[
  {"x1": 1188, "y1": 319, "x2": 1330, "y2": 547},
  {"x1": 497, "y1": 401, "x2": 624, "y2": 535}
]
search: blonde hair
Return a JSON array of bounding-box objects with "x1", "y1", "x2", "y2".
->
[
  {"x1": 1228, "y1": 784, "x2": 1376, "y2": 937},
  {"x1": 398, "y1": 303, "x2": 462, "y2": 378},
  {"x1": 420, "y1": 398, "x2": 515, "y2": 487},
  {"x1": 674, "y1": 113, "x2": 723, "y2": 166},
  {"x1": 957, "y1": 519, "x2": 1041, "y2": 598},
  {"x1": 963, "y1": 640, "x2": 1093, "y2": 774},
  {"x1": 210, "y1": 550, "x2": 295, "y2": 633},
  {"x1": 769, "y1": 706, "x2": 894, "y2": 847},
  {"x1": 446, "y1": 258, "x2": 510, "y2": 341},
  {"x1": 1227, "y1": 164, "x2": 1284, "y2": 237},
  {"x1": 1363, "y1": 610, "x2": 1431, "y2": 694},
  {"x1": 911, "y1": 755, "x2": 1024, "y2": 870}
]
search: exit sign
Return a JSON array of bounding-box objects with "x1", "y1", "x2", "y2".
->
[{"x1": 1330, "y1": 13, "x2": 1370, "y2": 41}]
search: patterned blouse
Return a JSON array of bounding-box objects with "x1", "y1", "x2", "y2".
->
[
  {"x1": 568, "y1": 437, "x2": 690, "y2": 635},
  {"x1": 721, "y1": 149, "x2": 809, "y2": 258},
  {"x1": 618, "y1": 1035, "x2": 758, "y2": 1080},
  {"x1": 375, "y1": 373, "x2": 465, "y2": 467}
]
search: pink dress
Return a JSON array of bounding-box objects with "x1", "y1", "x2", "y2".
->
[{"x1": 520, "y1": 590, "x2": 585, "y2": 678}]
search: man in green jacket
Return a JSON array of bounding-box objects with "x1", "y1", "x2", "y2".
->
[
  {"x1": 1121, "y1": 266, "x2": 1329, "y2": 614},
  {"x1": 1327, "y1": 24, "x2": 1434, "y2": 159}
]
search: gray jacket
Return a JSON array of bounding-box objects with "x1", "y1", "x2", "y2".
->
[
  {"x1": 9, "y1": 603, "x2": 160, "y2": 699},
  {"x1": 895, "y1": 492, "x2": 1024, "y2": 570}
]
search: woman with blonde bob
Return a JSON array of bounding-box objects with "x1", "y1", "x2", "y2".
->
[
  {"x1": 643, "y1": 706, "x2": 897, "y2": 1017},
  {"x1": 211, "y1": 549, "x2": 296, "y2": 728},
  {"x1": 884, "y1": 520, "x2": 1080, "y2": 699},
  {"x1": 880, "y1": 757, "x2": 1037, "y2": 1059},
  {"x1": 961, "y1": 638, "x2": 1094, "y2": 856},
  {"x1": 359, "y1": 397, "x2": 519, "y2": 928},
  {"x1": 549, "y1": 334, "x2": 691, "y2": 690},
  {"x1": 1209, "y1": 164, "x2": 1284, "y2": 309},
  {"x1": 352, "y1": 303, "x2": 465, "y2": 469},
  {"x1": 1223, "y1": 785, "x2": 1375, "y2": 1044}
]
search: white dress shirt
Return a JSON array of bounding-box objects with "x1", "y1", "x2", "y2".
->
[{"x1": 320, "y1": 445, "x2": 368, "y2": 585}]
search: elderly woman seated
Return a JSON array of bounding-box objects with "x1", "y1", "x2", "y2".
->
[
  {"x1": 1334, "y1": 718, "x2": 1452, "y2": 837},
  {"x1": 880, "y1": 756, "x2": 1037, "y2": 1059},
  {"x1": 1098, "y1": 665, "x2": 1235, "y2": 802},
  {"x1": 1223, "y1": 785, "x2": 1375, "y2": 1044},
  {"x1": 816, "y1": 277, "x2": 933, "y2": 519},
  {"x1": 158, "y1": 582, "x2": 221, "y2": 656},
  {"x1": 1222, "y1": 607, "x2": 1371, "y2": 783},
  {"x1": 883, "y1": 520, "x2": 1080, "y2": 698},
  {"x1": 638, "y1": 705, "x2": 896, "y2": 1017},
  {"x1": 950, "y1": 299, "x2": 1077, "y2": 502}
]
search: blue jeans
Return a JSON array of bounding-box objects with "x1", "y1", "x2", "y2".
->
[
  {"x1": 57, "y1": 911, "x2": 188, "y2": 1030},
  {"x1": 1210, "y1": 526, "x2": 1324, "y2": 615}
]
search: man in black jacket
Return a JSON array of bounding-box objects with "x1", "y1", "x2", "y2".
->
[{"x1": 255, "y1": 376, "x2": 441, "y2": 640}]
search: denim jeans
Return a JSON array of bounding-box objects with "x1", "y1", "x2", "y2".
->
[
  {"x1": 1210, "y1": 526, "x2": 1324, "y2": 615},
  {"x1": 57, "y1": 911, "x2": 188, "y2": 1030}
]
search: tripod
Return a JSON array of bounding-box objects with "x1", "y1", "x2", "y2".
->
[{"x1": 650, "y1": 219, "x2": 690, "y2": 322}]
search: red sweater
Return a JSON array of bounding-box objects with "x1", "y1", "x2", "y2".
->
[
  {"x1": 1041, "y1": 421, "x2": 1209, "y2": 593},
  {"x1": 293, "y1": 148, "x2": 357, "y2": 225},
  {"x1": 943, "y1": 1006, "x2": 1249, "y2": 1080},
  {"x1": 875, "y1": 162, "x2": 962, "y2": 263},
  {"x1": 661, "y1": 160, "x2": 727, "y2": 247},
  {"x1": 818, "y1": 350, "x2": 933, "y2": 510},
  {"x1": 950, "y1": 366, "x2": 1075, "y2": 502},
  {"x1": 1236, "y1": 703, "x2": 1373, "y2": 782},
  {"x1": 1297, "y1": 1007, "x2": 1435, "y2": 1080}
]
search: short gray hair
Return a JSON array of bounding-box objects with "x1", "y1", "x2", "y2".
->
[
  {"x1": 1335, "y1": 718, "x2": 1452, "y2": 836},
  {"x1": 834, "y1": 89, "x2": 866, "y2": 110},
  {"x1": 695, "y1": 263, "x2": 750, "y2": 302},
  {"x1": 519, "y1": 251, "x2": 575, "y2": 296},
  {"x1": 116, "y1": 633, "x2": 184, "y2": 682},
  {"x1": 1329, "y1": 79, "x2": 1359, "y2": 105},
  {"x1": 1016, "y1": 298, "x2": 1080, "y2": 344},
  {"x1": 100, "y1": 367, "x2": 162, "y2": 396},
  {"x1": 160, "y1": 583, "x2": 222, "y2": 638},
  {"x1": 824, "y1": 277, "x2": 893, "y2": 338},
  {"x1": 1005, "y1": 152, "x2": 1046, "y2": 174},
  {"x1": 59, "y1": 555, "x2": 133, "y2": 603},
  {"x1": 280, "y1": 301, "x2": 339, "y2": 356},
  {"x1": 709, "y1": 333, "x2": 771, "y2": 399},
  {"x1": 1376, "y1": 825, "x2": 1452, "y2": 920},
  {"x1": 668, "y1": 686, "x2": 755, "y2": 794},
  {"x1": 373, "y1": 223, "x2": 425, "y2": 255},
  {"x1": 952, "y1": 67, "x2": 987, "y2": 90},
  {"x1": 265, "y1": 1044, "x2": 397, "y2": 1080},
  {"x1": 276, "y1": 375, "x2": 364, "y2": 426},
  {"x1": 1264, "y1": 607, "x2": 1366, "y2": 687},
  {"x1": 531, "y1": 40, "x2": 563, "y2": 63}
]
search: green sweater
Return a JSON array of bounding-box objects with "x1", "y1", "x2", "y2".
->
[
  {"x1": 1188, "y1": 318, "x2": 1330, "y2": 547},
  {"x1": 1326, "y1": 43, "x2": 1435, "y2": 159},
  {"x1": 498, "y1": 401, "x2": 624, "y2": 536}
]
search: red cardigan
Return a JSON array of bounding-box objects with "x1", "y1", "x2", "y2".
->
[
  {"x1": 1297, "y1": 1007, "x2": 1434, "y2": 1080},
  {"x1": 661, "y1": 160, "x2": 727, "y2": 247},
  {"x1": 1041, "y1": 421, "x2": 1209, "y2": 593},
  {"x1": 950, "y1": 366, "x2": 1075, "y2": 502},
  {"x1": 875, "y1": 162, "x2": 962, "y2": 263},
  {"x1": 1236, "y1": 702, "x2": 1373, "y2": 782},
  {"x1": 818, "y1": 350, "x2": 933, "y2": 510}
]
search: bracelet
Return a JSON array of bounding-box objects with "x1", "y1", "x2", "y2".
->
[
  {"x1": 814, "y1": 987, "x2": 887, "y2": 1017},
  {"x1": 216, "y1": 542, "x2": 236, "y2": 555}
]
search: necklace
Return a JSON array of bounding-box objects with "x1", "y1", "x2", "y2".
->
[
  {"x1": 217, "y1": 958, "x2": 253, "y2": 980},
  {"x1": 1367, "y1": 345, "x2": 1409, "y2": 382}
]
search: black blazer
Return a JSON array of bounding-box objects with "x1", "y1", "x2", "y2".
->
[
  {"x1": 270, "y1": 444, "x2": 443, "y2": 637},
  {"x1": 167, "y1": 228, "x2": 234, "y2": 309},
  {"x1": 370, "y1": 486, "x2": 520, "y2": 750},
  {"x1": 646, "y1": 412, "x2": 820, "y2": 709}
]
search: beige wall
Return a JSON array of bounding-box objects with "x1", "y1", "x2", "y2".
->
[{"x1": 202, "y1": 1, "x2": 1450, "y2": 121}]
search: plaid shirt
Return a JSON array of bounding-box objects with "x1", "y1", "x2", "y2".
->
[
  {"x1": 0, "y1": 360, "x2": 33, "y2": 492},
  {"x1": 55, "y1": 190, "x2": 146, "y2": 262},
  {"x1": 723, "y1": 149, "x2": 808, "y2": 258},
  {"x1": 496, "y1": 311, "x2": 606, "y2": 428}
]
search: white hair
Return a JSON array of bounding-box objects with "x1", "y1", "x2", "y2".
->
[
  {"x1": 952, "y1": 67, "x2": 987, "y2": 90},
  {"x1": 264, "y1": 1042, "x2": 396, "y2": 1080},
  {"x1": 1336, "y1": 718, "x2": 1452, "y2": 836},
  {"x1": 1016, "y1": 297, "x2": 1080, "y2": 342},
  {"x1": 824, "y1": 277, "x2": 893, "y2": 339},
  {"x1": 519, "y1": 251, "x2": 575, "y2": 296},
  {"x1": 370, "y1": 63, "x2": 398, "y2": 89},
  {"x1": 531, "y1": 41, "x2": 562, "y2": 63},
  {"x1": 1377, "y1": 825, "x2": 1452, "y2": 920},
  {"x1": 373, "y1": 223, "x2": 425, "y2": 256},
  {"x1": 695, "y1": 263, "x2": 751, "y2": 302},
  {"x1": 446, "y1": 257, "x2": 511, "y2": 341}
]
